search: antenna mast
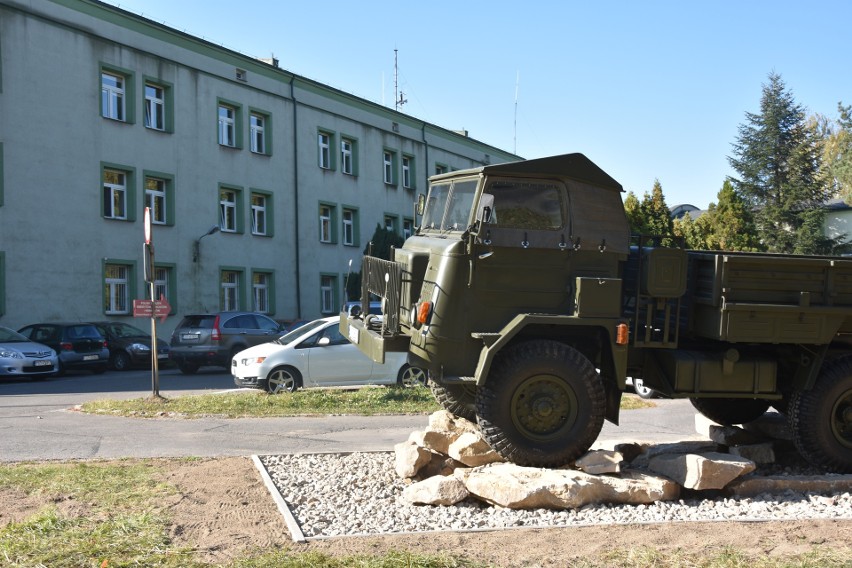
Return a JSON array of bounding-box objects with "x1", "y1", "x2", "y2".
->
[
  {"x1": 394, "y1": 49, "x2": 407, "y2": 111},
  {"x1": 514, "y1": 71, "x2": 520, "y2": 154}
]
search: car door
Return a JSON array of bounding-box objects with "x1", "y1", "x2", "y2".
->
[
  {"x1": 242, "y1": 314, "x2": 283, "y2": 347},
  {"x1": 301, "y1": 323, "x2": 373, "y2": 386}
]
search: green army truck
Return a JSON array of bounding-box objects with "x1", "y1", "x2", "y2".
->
[{"x1": 340, "y1": 153, "x2": 852, "y2": 473}]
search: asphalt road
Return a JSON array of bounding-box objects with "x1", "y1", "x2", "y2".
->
[{"x1": 0, "y1": 367, "x2": 704, "y2": 462}]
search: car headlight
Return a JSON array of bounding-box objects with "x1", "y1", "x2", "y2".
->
[
  {"x1": 129, "y1": 343, "x2": 150, "y2": 352},
  {"x1": 0, "y1": 349, "x2": 23, "y2": 359}
]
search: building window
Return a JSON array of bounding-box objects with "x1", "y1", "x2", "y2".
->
[
  {"x1": 342, "y1": 208, "x2": 358, "y2": 246},
  {"x1": 251, "y1": 193, "x2": 267, "y2": 235},
  {"x1": 320, "y1": 204, "x2": 333, "y2": 243},
  {"x1": 384, "y1": 214, "x2": 399, "y2": 234},
  {"x1": 320, "y1": 275, "x2": 337, "y2": 314},
  {"x1": 103, "y1": 169, "x2": 127, "y2": 220},
  {"x1": 220, "y1": 188, "x2": 237, "y2": 232},
  {"x1": 318, "y1": 131, "x2": 332, "y2": 169},
  {"x1": 153, "y1": 266, "x2": 168, "y2": 302},
  {"x1": 252, "y1": 271, "x2": 272, "y2": 313},
  {"x1": 105, "y1": 264, "x2": 130, "y2": 314},
  {"x1": 145, "y1": 176, "x2": 166, "y2": 224},
  {"x1": 250, "y1": 113, "x2": 266, "y2": 154},
  {"x1": 218, "y1": 104, "x2": 236, "y2": 147},
  {"x1": 144, "y1": 83, "x2": 165, "y2": 130},
  {"x1": 383, "y1": 151, "x2": 394, "y2": 184},
  {"x1": 221, "y1": 270, "x2": 241, "y2": 311},
  {"x1": 435, "y1": 163, "x2": 448, "y2": 175},
  {"x1": 341, "y1": 138, "x2": 356, "y2": 175},
  {"x1": 402, "y1": 155, "x2": 414, "y2": 189},
  {"x1": 0, "y1": 252, "x2": 5, "y2": 317},
  {"x1": 101, "y1": 72, "x2": 125, "y2": 121},
  {"x1": 403, "y1": 218, "x2": 413, "y2": 239}
]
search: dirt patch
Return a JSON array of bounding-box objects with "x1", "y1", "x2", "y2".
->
[{"x1": 2, "y1": 456, "x2": 851, "y2": 565}]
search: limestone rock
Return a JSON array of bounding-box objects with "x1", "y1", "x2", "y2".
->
[
  {"x1": 574, "y1": 450, "x2": 623, "y2": 475},
  {"x1": 648, "y1": 452, "x2": 756, "y2": 490},
  {"x1": 462, "y1": 462, "x2": 679, "y2": 509},
  {"x1": 401, "y1": 474, "x2": 469, "y2": 506},
  {"x1": 741, "y1": 412, "x2": 794, "y2": 441},
  {"x1": 729, "y1": 442, "x2": 776, "y2": 465},
  {"x1": 394, "y1": 440, "x2": 433, "y2": 479},
  {"x1": 411, "y1": 410, "x2": 480, "y2": 455},
  {"x1": 447, "y1": 431, "x2": 503, "y2": 467},
  {"x1": 630, "y1": 440, "x2": 720, "y2": 469},
  {"x1": 726, "y1": 474, "x2": 852, "y2": 497}
]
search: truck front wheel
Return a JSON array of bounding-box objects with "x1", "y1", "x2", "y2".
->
[
  {"x1": 430, "y1": 382, "x2": 477, "y2": 422},
  {"x1": 476, "y1": 340, "x2": 605, "y2": 468},
  {"x1": 789, "y1": 357, "x2": 852, "y2": 473}
]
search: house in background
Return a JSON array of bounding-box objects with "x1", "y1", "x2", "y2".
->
[{"x1": 0, "y1": 0, "x2": 520, "y2": 333}]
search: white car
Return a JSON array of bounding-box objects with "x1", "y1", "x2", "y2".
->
[{"x1": 231, "y1": 316, "x2": 425, "y2": 393}]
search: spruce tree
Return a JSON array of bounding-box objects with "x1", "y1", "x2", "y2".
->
[{"x1": 728, "y1": 72, "x2": 831, "y2": 254}]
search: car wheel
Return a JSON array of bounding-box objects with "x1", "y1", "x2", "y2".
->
[
  {"x1": 111, "y1": 351, "x2": 131, "y2": 372},
  {"x1": 397, "y1": 364, "x2": 427, "y2": 387},
  {"x1": 266, "y1": 366, "x2": 301, "y2": 394},
  {"x1": 178, "y1": 362, "x2": 200, "y2": 375},
  {"x1": 632, "y1": 378, "x2": 657, "y2": 399}
]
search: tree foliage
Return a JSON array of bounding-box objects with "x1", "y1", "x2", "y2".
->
[
  {"x1": 623, "y1": 180, "x2": 675, "y2": 241},
  {"x1": 346, "y1": 224, "x2": 405, "y2": 300},
  {"x1": 822, "y1": 102, "x2": 852, "y2": 203},
  {"x1": 728, "y1": 72, "x2": 833, "y2": 254},
  {"x1": 673, "y1": 180, "x2": 761, "y2": 251}
]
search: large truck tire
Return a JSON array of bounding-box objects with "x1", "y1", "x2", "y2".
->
[
  {"x1": 430, "y1": 382, "x2": 477, "y2": 421},
  {"x1": 689, "y1": 397, "x2": 770, "y2": 426},
  {"x1": 476, "y1": 340, "x2": 605, "y2": 468},
  {"x1": 788, "y1": 357, "x2": 852, "y2": 473}
]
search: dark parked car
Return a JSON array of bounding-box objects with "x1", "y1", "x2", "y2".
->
[
  {"x1": 17, "y1": 323, "x2": 109, "y2": 375},
  {"x1": 168, "y1": 311, "x2": 286, "y2": 374},
  {"x1": 89, "y1": 321, "x2": 170, "y2": 371}
]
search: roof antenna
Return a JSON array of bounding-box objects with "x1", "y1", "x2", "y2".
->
[
  {"x1": 394, "y1": 49, "x2": 407, "y2": 111},
  {"x1": 514, "y1": 71, "x2": 520, "y2": 154}
]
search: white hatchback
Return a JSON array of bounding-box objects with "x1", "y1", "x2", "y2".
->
[{"x1": 231, "y1": 316, "x2": 425, "y2": 393}]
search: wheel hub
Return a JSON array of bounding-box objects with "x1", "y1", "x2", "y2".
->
[
  {"x1": 511, "y1": 374, "x2": 578, "y2": 440},
  {"x1": 833, "y1": 389, "x2": 852, "y2": 449}
]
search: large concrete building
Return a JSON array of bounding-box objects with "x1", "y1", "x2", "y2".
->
[{"x1": 0, "y1": 0, "x2": 519, "y2": 333}]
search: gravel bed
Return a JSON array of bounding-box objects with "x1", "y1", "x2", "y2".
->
[{"x1": 259, "y1": 452, "x2": 852, "y2": 539}]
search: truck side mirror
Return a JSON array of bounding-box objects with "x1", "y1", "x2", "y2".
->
[
  {"x1": 416, "y1": 194, "x2": 426, "y2": 216},
  {"x1": 476, "y1": 193, "x2": 494, "y2": 224}
]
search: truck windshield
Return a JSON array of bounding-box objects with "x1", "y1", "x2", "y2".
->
[{"x1": 421, "y1": 179, "x2": 478, "y2": 231}]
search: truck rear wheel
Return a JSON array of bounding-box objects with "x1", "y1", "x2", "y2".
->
[
  {"x1": 476, "y1": 340, "x2": 605, "y2": 468},
  {"x1": 430, "y1": 382, "x2": 476, "y2": 421},
  {"x1": 689, "y1": 397, "x2": 770, "y2": 426},
  {"x1": 788, "y1": 357, "x2": 852, "y2": 473}
]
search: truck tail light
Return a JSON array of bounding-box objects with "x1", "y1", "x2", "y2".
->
[
  {"x1": 616, "y1": 323, "x2": 629, "y2": 345},
  {"x1": 211, "y1": 315, "x2": 221, "y2": 341},
  {"x1": 417, "y1": 302, "x2": 432, "y2": 324}
]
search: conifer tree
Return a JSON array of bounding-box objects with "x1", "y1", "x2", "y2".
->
[{"x1": 728, "y1": 73, "x2": 831, "y2": 254}]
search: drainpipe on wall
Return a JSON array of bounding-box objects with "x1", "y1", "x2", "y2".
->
[{"x1": 290, "y1": 75, "x2": 301, "y2": 318}]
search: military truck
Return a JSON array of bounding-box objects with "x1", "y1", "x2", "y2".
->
[{"x1": 341, "y1": 153, "x2": 852, "y2": 473}]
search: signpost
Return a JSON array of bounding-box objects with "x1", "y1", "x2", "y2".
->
[{"x1": 140, "y1": 208, "x2": 163, "y2": 398}]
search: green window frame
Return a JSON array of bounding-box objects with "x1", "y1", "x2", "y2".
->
[
  {"x1": 101, "y1": 162, "x2": 137, "y2": 222},
  {"x1": 318, "y1": 128, "x2": 336, "y2": 170},
  {"x1": 319, "y1": 273, "x2": 339, "y2": 315},
  {"x1": 319, "y1": 201, "x2": 338, "y2": 244},
  {"x1": 403, "y1": 216, "x2": 414, "y2": 239},
  {"x1": 143, "y1": 76, "x2": 174, "y2": 133},
  {"x1": 384, "y1": 213, "x2": 400, "y2": 234},
  {"x1": 251, "y1": 269, "x2": 276, "y2": 314},
  {"x1": 341, "y1": 205, "x2": 360, "y2": 247},
  {"x1": 435, "y1": 163, "x2": 449, "y2": 175},
  {"x1": 219, "y1": 266, "x2": 246, "y2": 311},
  {"x1": 143, "y1": 170, "x2": 175, "y2": 226},
  {"x1": 250, "y1": 189, "x2": 274, "y2": 237},
  {"x1": 383, "y1": 148, "x2": 399, "y2": 186},
  {"x1": 217, "y1": 97, "x2": 243, "y2": 149},
  {"x1": 100, "y1": 63, "x2": 136, "y2": 123},
  {"x1": 102, "y1": 259, "x2": 138, "y2": 315},
  {"x1": 249, "y1": 107, "x2": 272, "y2": 155},
  {"x1": 152, "y1": 263, "x2": 177, "y2": 316},
  {"x1": 402, "y1": 154, "x2": 416, "y2": 189},
  {"x1": 219, "y1": 183, "x2": 245, "y2": 234},
  {"x1": 340, "y1": 135, "x2": 359, "y2": 176}
]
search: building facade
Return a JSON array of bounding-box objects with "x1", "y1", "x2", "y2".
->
[{"x1": 0, "y1": 0, "x2": 520, "y2": 333}]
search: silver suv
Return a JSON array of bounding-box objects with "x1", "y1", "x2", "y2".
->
[{"x1": 168, "y1": 312, "x2": 285, "y2": 374}]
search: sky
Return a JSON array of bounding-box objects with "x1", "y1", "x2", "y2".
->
[{"x1": 104, "y1": 0, "x2": 852, "y2": 209}]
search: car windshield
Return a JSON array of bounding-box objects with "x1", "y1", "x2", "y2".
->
[
  {"x1": 0, "y1": 326, "x2": 28, "y2": 343},
  {"x1": 273, "y1": 319, "x2": 327, "y2": 345},
  {"x1": 420, "y1": 178, "x2": 479, "y2": 232}
]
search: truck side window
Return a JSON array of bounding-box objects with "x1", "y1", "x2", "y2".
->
[{"x1": 487, "y1": 181, "x2": 564, "y2": 230}]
